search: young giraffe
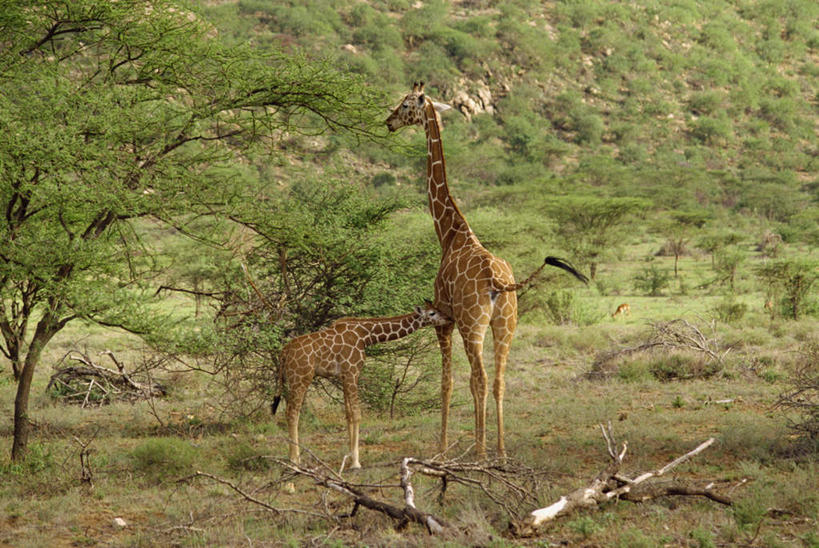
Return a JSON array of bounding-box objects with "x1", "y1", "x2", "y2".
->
[
  {"x1": 272, "y1": 302, "x2": 450, "y2": 469},
  {"x1": 386, "y1": 82, "x2": 588, "y2": 459}
]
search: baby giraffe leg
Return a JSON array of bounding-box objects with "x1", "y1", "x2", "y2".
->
[
  {"x1": 285, "y1": 382, "x2": 309, "y2": 465},
  {"x1": 342, "y1": 376, "x2": 362, "y2": 469}
]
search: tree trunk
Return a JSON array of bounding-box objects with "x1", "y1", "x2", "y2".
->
[{"x1": 11, "y1": 318, "x2": 56, "y2": 462}]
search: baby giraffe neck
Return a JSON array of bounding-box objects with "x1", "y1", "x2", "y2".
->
[{"x1": 362, "y1": 314, "x2": 422, "y2": 346}]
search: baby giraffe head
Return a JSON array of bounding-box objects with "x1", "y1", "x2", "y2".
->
[
  {"x1": 414, "y1": 299, "x2": 451, "y2": 327},
  {"x1": 386, "y1": 81, "x2": 451, "y2": 132}
]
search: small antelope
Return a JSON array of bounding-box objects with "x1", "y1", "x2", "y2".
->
[
  {"x1": 764, "y1": 299, "x2": 774, "y2": 313},
  {"x1": 272, "y1": 302, "x2": 450, "y2": 469},
  {"x1": 612, "y1": 303, "x2": 631, "y2": 318}
]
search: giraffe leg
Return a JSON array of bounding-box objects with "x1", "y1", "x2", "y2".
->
[
  {"x1": 491, "y1": 291, "x2": 517, "y2": 459},
  {"x1": 285, "y1": 379, "x2": 309, "y2": 465},
  {"x1": 436, "y1": 322, "x2": 455, "y2": 455},
  {"x1": 461, "y1": 322, "x2": 490, "y2": 460},
  {"x1": 342, "y1": 374, "x2": 362, "y2": 469}
]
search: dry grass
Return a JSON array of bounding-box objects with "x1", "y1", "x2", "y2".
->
[{"x1": 1, "y1": 256, "x2": 817, "y2": 546}]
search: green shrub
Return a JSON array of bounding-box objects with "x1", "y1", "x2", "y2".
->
[
  {"x1": 574, "y1": 112, "x2": 604, "y2": 145},
  {"x1": 688, "y1": 90, "x2": 725, "y2": 115},
  {"x1": 649, "y1": 353, "x2": 721, "y2": 381},
  {"x1": 130, "y1": 437, "x2": 197, "y2": 480},
  {"x1": 371, "y1": 172, "x2": 396, "y2": 188},
  {"x1": 634, "y1": 265, "x2": 671, "y2": 296},
  {"x1": 690, "y1": 115, "x2": 733, "y2": 145},
  {"x1": 0, "y1": 442, "x2": 54, "y2": 476},
  {"x1": 226, "y1": 442, "x2": 273, "y2": 471},
  {"x1": 732, "y1": 494, "x2": 768, "y2": 532},
  {"x1": 690, "y1": 527, "x2": 716, "y2": 548},
  {"x1": 712, "y1": 296, "x2": 748, "y2": 323},
  {"x1": 618, "y1": 528, "x2": 656, "y2": 548},
  {"x1": 618, "y1": 359, "x2": 653, "y2": 383},
  {"x1": 568, "y1": 515, "x2": 603, "y2": 539}
]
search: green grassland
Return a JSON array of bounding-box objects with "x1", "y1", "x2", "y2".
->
[
  {"x1": 2, "y1": 245, "x2": 816, "y2": 546},
  {"x1": 2, "y1": 0, "x2": 817, "y2": 546}
]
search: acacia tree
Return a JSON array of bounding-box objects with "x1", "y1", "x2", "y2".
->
[
  {"x1": 659, "y1": 210, "x2": 710, "y2": 278},
  {"x1": 207, "y1": 177, "x2": 441, "y2": 417},
  {"x1": 756, "y1": 259, "x2": 818, "y2": 320},
  {"x1": 548, "y1": 196, "x2": 647, "y2": 280},
  {"x1": 0, "y1": 0, "x2": 382, "y2": 461}
]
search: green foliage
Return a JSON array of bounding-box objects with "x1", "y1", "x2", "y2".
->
[
  {"x1": 756, "y1": 259, "x2": 818, "y2": 320},
  {"x1": 567, "y1": 515, "x2": 603, "y2": 539},
  {"x1": 547, "y1": 196, "x2": 648, "y2": 279},
  {"x1": 537, "y1": 290, "x2": 601, "y2": 326},
  {"x1": 712, "y1": 296, "x2": 748, "y2": 323},
  {"x1": 130, "y1": 437, "x2": 197, "y2": 480},
  {"x1": 0, "y1": 443, "x2": 53, "y2": 476},
  {"x1": 542, "y1": 290, "x2": 575, "y2": 326},
  {"x1": 359, "y1": 332, "x2": 440, "y2": 417},
  {"x1": 650, "y1": 354, "x2": 721, "y2": 381},
  {"x1": 690, "y1": 527, "x2": 716, "y2": 548},
  {"x1": 618, "y1": 528, "x2": 656, "y2": 548},
  {"x1": 634, "y1": 265, "x2": 671, "y2": 296},
  {"x1": 0, "y1": 0, "x2": 387, "y2": 460},
  {"x1": 732, "y1": 493, "x2": 768, "y2": 532},
  {"x1": 226, "y1": 442, "x2": 274, "y2": 471},
  {"x1": 714, "y1": 247, "x2": 746, "y2": 291}
]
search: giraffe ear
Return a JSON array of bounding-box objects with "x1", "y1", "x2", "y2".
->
[
  {"x1": 414, "y1": 305, "x2": 423, "y2": 314},
  {"x1": 432, "y1": 101, "x2": 451, "y2": 113},
  {"x1": 424, "y1": 298, "x2": 432, "y2": 306}
]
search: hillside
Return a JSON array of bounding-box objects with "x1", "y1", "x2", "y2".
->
[{"x1": 203, "y1": 0, "x2": 817, "y2": 233}]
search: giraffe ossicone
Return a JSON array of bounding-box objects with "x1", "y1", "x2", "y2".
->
[
  {"x1": 386, "y1": 83, "x2": 587, "y2": 460},
  {"x1": 273, "y1": 302, "x2": 450, "y2": 469}
]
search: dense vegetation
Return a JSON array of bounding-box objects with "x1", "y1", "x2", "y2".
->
[{"x1": 1, "y1": 0, "x2": 817, "y2": 545}]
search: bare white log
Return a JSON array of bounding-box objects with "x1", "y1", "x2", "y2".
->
[
  {"x1": 512, "y1": 425, "x2": 727, "y2": 537},
  {"x1": 400, "y1": 458, "x2": 445, "y2": 534}
]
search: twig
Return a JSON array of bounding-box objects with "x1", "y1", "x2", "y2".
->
[{"x1": 178, "y1": 471, "x2": 328, "y2": 520}]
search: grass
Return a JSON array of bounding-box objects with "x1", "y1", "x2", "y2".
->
[{"x1": 1, "y1": 248, "x2": 817, "y2": 546}]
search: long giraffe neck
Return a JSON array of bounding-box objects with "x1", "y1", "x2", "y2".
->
[
  {"x1": 360, "y1": 313, "x2": 426, "y2": 346},
  {"x1": 423, "y1": 101, "x2": 470, "y2": 248}
]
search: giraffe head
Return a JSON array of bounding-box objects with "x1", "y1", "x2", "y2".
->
[
  {"x1": 386, "y1": 82, "x2": 451, "y2": 132},
  {"x1": 414, "y1": 299, "x2": 451, "y2": 327}
]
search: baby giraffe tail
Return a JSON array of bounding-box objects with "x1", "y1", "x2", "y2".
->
[
  {"x1": 493, "y1": 256, "x2": 588, "y2": 293},
  {"x1": 271, "y1": 353, "x2": 287, "y2": 416}
]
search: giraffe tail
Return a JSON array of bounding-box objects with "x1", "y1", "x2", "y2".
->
[
  {"x1": 271, "y1": 395, "x2": 282, "y2": 415},
  {"x1": 492, "y1": 256, "x2": 588, "y2": 293}
]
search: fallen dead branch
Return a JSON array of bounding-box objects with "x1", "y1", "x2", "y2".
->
[
  {"x1": 511, "y1": 422, "x2": 733, "y2": 537},
  {"x1": 277, "y1": 458, "x2": 449, "y2": 534},
  {"x1": 590, "y1": 318, "x2": 732, "y2": 378},
  {"x1": 47, "y1": 350, "x2": 166, "y2": 406}
]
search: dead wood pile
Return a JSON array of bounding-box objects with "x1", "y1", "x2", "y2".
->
[{"x1": 47, "y1": 350, "x2": 166, "y2": 407}]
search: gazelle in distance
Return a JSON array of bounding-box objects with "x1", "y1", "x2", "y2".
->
[{"x1": 612, "y1": 303, "x2": 631, "y2": 318}]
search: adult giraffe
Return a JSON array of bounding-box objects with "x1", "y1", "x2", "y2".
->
[{"x1": 386, "y1": 82, "x2": 587, "y2": 458}]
